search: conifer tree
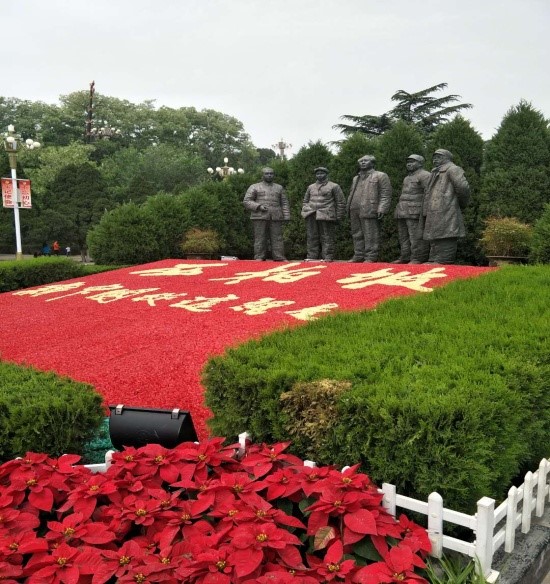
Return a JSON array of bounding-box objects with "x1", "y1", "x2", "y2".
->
[{"x1": 480, "y1": 101, "x2": 550, "y2": 224}]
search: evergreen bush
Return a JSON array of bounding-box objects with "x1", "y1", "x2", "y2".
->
[
  {"x1": 480, "y1": 217, "x2": 532, "y2": 257},
  {"x1": 204, "y1": 266, "x2": 550, "y2": 512},
  {"x1": 0, "y1": 257, "x2": 123, "y2": 292},
  {"x1": 0, "y1": 362, "x2": 105, "y2": 461},
  {"x1": 530, "y1": 204, "x2": 550, "y2": 264}
]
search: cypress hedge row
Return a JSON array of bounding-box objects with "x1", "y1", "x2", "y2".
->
[
  {"x1": 0, "y1": 257, "x2": 120, "y2": 293},
  {"x1": 204, "y1": 266, "x2": 550, "y2": 512},
  {"x1": 0, "y1": 362, "x2": 105, "y2": 462}
]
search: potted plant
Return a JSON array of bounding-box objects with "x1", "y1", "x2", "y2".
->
[
  {"x1": 180, "y1": 227, "x2": 221, "y2": 259},
  {"x1": 480, "y1": 217, "x2": 532, "y2": 266}
]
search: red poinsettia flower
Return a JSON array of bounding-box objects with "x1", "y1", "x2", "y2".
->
[
  {"x1": 0, "y1": 493, "x2": 40, "y2": 534},
  {"x1": 57, "y1": 473, "x2": 118, "y2": 520},
  {"x1": 352, "y1": 544, "x2": 428, "y2": 583},
  {"x1": 231, "y1": 522, "x2": 303, "y2": 578},
  {"x1": 0, "y1": 530, "x2": 48, "y2": 565},
  {"x1": 264, "y1": 467, "x2": 304, "y2": 501},
  {"x1": 23, "y1": 541, "x2": 100, "y2": 583},
  {"x1": 92, "y1": 539, "x2": 148, "y2": 584},
  {"x1": 397, "y1": 514, "x2": 432, "y2": 555},
  {"x1": 176, "y1": 545, "x2": 236, "y2": 583},
  {"x1": 293, "y1": 465, "x2": 332, "y2": 497},
  {"x1": 305, "y1": 488, "x2": 365, "y2": 534},
  {"x1": 0, "y1": 560, "x2": 23, "y2": 584},
  {"x1": 307, "y1": 539, "x2": 356, "y2": 581},
  {"x1": 241, "y1": 442, "x2": 303, "y2": 478},
  {"x1": 45, "y1": 512, "x2": 116, "y2": 546},
  {"x1": 131, "y1": 443, "x2": 187, "y2": 484},
  {"x1": 175, "y1": 438, "x2": 238, "y2": 482}
]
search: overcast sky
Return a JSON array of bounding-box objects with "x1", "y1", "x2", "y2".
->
[{"x1": 3, "y1": 0, "x2": 549, "y2": 155}]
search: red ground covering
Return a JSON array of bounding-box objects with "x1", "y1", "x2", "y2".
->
[{"x1": 0, "y1": 260, "x2": 492, "y2": 439}]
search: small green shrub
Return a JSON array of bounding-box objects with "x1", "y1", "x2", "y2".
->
[
  {"x1": 279, "y1": 379, "x2": 351, "y2": 460},
  {"x1": 0, "y1": 258, "x2": 123, "y2": 293},
  {"x1": 204, "y1": 266, "x2": 550, "y2": 512},
  {"x1": 480, "y1": 217, "x2": 532, "y2": 257},
  {"x1": 181, "y1": 227, "x2": 222, "y2": 255},
  {"x1": 530, "y1": 203, "x2": 550, "y2": 264},
  {"x1": 0, "y1": 362, "x2": 105, "y2": 461}
]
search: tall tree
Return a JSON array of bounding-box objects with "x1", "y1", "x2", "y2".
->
[
  {"x1": 480, "y1": 101, "x2": 550, "y2": 224},
  {"x1": 334, "y1": 83, "x2": 472, "y2": 137}
]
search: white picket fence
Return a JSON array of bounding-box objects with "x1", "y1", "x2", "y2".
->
[{"x1": 84, "y1": 440, "x2": 550, "y2": 584}]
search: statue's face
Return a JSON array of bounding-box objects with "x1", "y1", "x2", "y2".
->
[
  {"x1": 406, "y1": 160, "x2": 421, "y2": 172},
  {"x1": 358, "y1": 158, "x2": 374, "y2": 171},
  {"x1": 315, "y1": 170, "x2": 328, "y2": 182},
  {"x1": 263, "y1": 170, "x2": 275, "y2": 182},
  {"x1": 432, "y1": 153, "x2": 447, "y2": 167}
]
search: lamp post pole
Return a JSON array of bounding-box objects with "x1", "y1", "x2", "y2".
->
[
  {"x1": 2, "y1": 125, "x2": 41, "y2": 260},
  {"x1": 272, "y1": 138, "x2": 292, "y2": 160},
  {"x1": 207, "y1": 157, "x2": 244, "y2": 180}
]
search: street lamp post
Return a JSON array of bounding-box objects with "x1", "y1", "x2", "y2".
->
[
  {"x1": 272, "y1": 138, "x2": 292, "y2": 160},
  {"x1": 2, "y1": 125, "x2": 40, "y2": 260},
  {"x1": 207, "y1": 157, "x2": 244, "y2": 180}
]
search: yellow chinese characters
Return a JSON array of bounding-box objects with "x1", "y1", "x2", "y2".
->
[
  {"x1": 169, "y1": 294, "x2": 239, "y2": 312},
  {"x1": 131, "y1": 264, "x2": 227, "y2": 277},
  {"x1": 285, "y1": 303, "x2": 339, "y2": 321},
  {"x1": 211, "y1": 262, "x2": 326, "y2": 285},
  {"x1": 337, "y1": 267, "x2": 447, "y2": 292},
  {"x1": 231, "y1": 298, "x2": 296, "y2": 315}
]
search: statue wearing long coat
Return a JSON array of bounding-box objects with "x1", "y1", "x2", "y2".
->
[{"x1": 422, "y1": 161, "x2": 470, "y2": 240}]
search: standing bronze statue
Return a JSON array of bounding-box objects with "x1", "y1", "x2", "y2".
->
[
  {"x1": 346, "y1": 155, "x2": 392, "y2": 262},
  {"x1": 421, "y1": 149, "x2": 470, "y2": 264},
  {"x1": 302, "y1": 167, "x2": 345, "y2": 262},
  {"x1": 393, "y1": 154, "x2": 431, "y2": 264},
  {"x1": 243, "y1": 167, "x2": 290, "y2": 261}
]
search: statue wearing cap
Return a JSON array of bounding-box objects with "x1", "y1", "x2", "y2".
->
[
  {"x1": 301, "y1": 167, "x2": 345, "y2": 261},
  {"x1": 243, "y1": 167, "x2": 290, "y2": 261},
  {"x1": 346, "y1": 155, "x2": 392, "y2": 262},
  {"x1": 392, "y1": 154, "x2": 431, "y2": 264},
  {"x1": 421, "y1": 149, "x2": 470, "y2": 264}
]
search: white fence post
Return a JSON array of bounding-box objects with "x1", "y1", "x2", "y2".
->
[
  {"x1": 536, "y1": 459, "x2": 549, "y2": 517},
  {"x1": 475, "y1": 496, "x2": 495, "y2": 578},
  {"x1": 522, "y1": 471, "x2": 534, "y2": 533},
  {"x1": 381, "y1": 483, "x2": 396, "y2": 516},
  {"x1": 505, "y1": 486, "x2": 519, "y2": 553},
  {"x1": 428, "y1": 492, "x2": 443, "y2": 558}
]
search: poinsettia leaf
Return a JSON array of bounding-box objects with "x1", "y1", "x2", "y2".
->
[
  {"x1": 353, "y1": 536, "x2": 384, "y2": 562},
  {"x1": 344, "y1": 508, "x2": 378, "y2": 535},
  {"x1": 298, "y1": 496, "x2": 316, "y2": 514},
  {"x1": 314, "y1": 526, "x2": 337, "y2": 550},
  {"x1": 233, "y1": 548, "x2": 263, "y2": 578},
  {"x1": 28, "y1": 488, "x2": 54, "y2": 512}
]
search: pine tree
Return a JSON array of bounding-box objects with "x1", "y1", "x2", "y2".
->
[
  {"x1": 480, "y1": 101, "x2": 550, "y2": 224},
  {"x1": 428, "y1": 116, "x2": 485, "y2": 264}
]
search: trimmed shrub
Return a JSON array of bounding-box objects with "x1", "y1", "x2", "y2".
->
[
  {"x1": 0, "y1": 257, "x2": 122, "y2": 293},
  {"x1": 204, "y1": 266, "x2": 550, "y2": 512},
  {"x1": 480, "y1": 217, "x2": 533, "y2": 257},
  {"x1": 530, "y1": 204, "x2": 550, "y2": 264},
  {"x1": 0, "y1": 362, "x2": 105, "y2": 461}
]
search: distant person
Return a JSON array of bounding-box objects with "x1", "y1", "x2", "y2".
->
[
  {"x1": 346, "y1": 155, "x2": 392, "y2": 262},
  {"x1": 243, "y1": 167, "x2": 290, "y2": 261},
  {"x1": 302, "y1": 167, "x2": 345, "y2": 262},
  {"x1": 80, "y1": 245, "x2": 88, "y2": 263},
  {"x1": 42, "y1": 243, "x2": 51, "y2": 256},
  {"x1": 421, "y1": 149, "x2": 470, "y2": 264},
  {"x1": 52, "y1": 241, "x2": 60, "y2": 255},
  {"x1": 393, "y1": 154, "x2": 431, "y2": 264},
  {"x1": 65, "y1": 246, "x2": 71, "y2": 257}
]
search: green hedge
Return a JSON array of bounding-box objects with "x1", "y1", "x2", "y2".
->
[
  {"x1": 0, "y1": 362, "x2": 105, "y2": 462},
  {"x1": 0, "y1": 257, "x2": 122, "y2": 293},
  {"x1": 204, "y1": 266, "x2": 550, "y2": 512}
]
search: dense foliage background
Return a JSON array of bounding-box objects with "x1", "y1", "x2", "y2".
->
[{"x1": 0, "y1": 90, "x2": 549, "y2": 264}]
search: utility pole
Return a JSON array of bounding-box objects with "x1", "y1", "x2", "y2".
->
[{"x1": 85, "y1": 81, "x2": 95, "y2": 143}]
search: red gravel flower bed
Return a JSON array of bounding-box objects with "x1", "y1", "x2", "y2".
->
[{"x1": 0, "y1": 260, "x2": 492, "y2": 439}]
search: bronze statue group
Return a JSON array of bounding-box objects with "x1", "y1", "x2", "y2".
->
[{"x1": 243, "y1": 149, "x2": 470, "y2": 265}]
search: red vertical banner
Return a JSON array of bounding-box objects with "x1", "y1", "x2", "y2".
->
[
  {"x1": 1, "y1": 178, "x2": 14, "y2": 208},
  {"x1": 18, "y1": 179, "x2": 32, "y2": 208},
  {"x1": 1, "y1": 178, "x2": 32, "y2": 208}
]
